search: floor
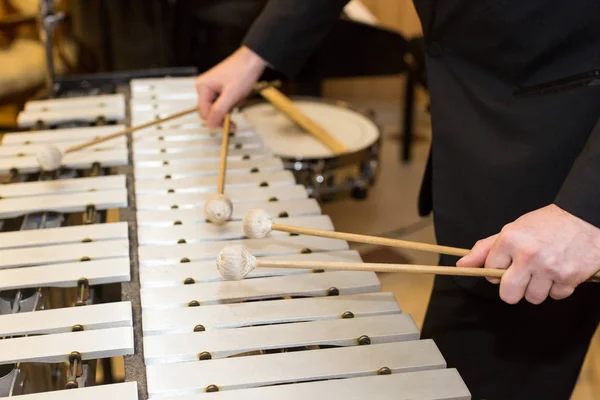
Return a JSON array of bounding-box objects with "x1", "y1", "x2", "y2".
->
[{"x1": 321, "y1": 93, "x2": 599, "y2": 399}]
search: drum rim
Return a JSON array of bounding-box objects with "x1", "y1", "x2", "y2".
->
[{"x1": 241, "y1": 95, "x2": 382, "y2": 162}]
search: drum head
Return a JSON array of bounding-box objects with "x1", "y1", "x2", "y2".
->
[{"x1": 242, "y1": 99, "x2": 379, "y2": 159}]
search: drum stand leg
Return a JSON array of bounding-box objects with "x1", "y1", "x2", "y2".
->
[
  {"x1": 401, "y1": 37, "x2": 428, "y2": 164},
  {"x1": 402, "y1": 68, "x2": 417, "y2": 163}
]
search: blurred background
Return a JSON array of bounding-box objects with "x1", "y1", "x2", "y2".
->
[{"x1": 0, "y1": 1, "x2": 596, "y2": 398}]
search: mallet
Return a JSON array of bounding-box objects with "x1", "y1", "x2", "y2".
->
[
  {"x1": 255, "y1": 82, "x2": 348, "y2": 155},
  {"x1": 36, "y1": 106, "x2": 199, "y2": 171},
  {"x1": 242, "y1": 208, "x2": 470, "y2": 257},
  {"x1": 203, "y1": 113, "x2": 234, "y2": 225},
  {"x1": 217, "y1": 245, "x2": 600, "y2": 283}
]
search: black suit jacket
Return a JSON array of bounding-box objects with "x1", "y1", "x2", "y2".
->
[{"x1": 243, "y1": 1, "x2": 600, "y2": 295}]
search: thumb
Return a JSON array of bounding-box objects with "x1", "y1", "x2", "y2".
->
[{"x1": 456, "y1": 234, "x2": 498, "y2": 268}]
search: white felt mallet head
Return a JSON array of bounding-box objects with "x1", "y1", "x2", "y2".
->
[
  {"x1": 204, "y1": 193, "x2": 233, "y2": 225},
  {"x1": 242, "y1": 208, "x2": 273, "y2": 239},
  {"x1": 217, "y1": 245, "x2": 257, "y2": 280},
  {"x1": 36, "y1": 144, "x2": 63, "y2": 171}
]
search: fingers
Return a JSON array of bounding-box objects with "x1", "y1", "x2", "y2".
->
[
  {"x1": 499, "y1": 264, "x2": 531, "y2": 304},
  {"x1": 549, "y1": 283, "x2": 575, "y2": 300},
  {"x1": 524, "y1": 276, "x2": 553, "y2": 305},
  {"x1": 457, "y1": 234, "x2": 498, "y2": 268},
  {"x1": 484, "y1": 235, "x2": 513, "y2": 284},
  {"x1": 196, "y1": 81, "x2": 218, "y2": 120},
  {"x1": 207, "y1": 93, "x2": 231, "y2": 128},
  {"x1": 207, "y1": 86, "x2": 249, "y2": 128}
]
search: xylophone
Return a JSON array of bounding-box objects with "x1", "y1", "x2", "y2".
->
[{"x1": 0, "y1": 74, "x2": 471, "y2": 399}]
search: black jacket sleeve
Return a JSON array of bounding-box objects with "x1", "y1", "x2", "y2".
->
[
  {"x1": 242, "y1": 0, "x2": 349, "y2": 78},
  {"x1": 555, "y1": 116, "x2": 600, "y2": 227}
]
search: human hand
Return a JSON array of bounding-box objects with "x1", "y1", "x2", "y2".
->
[
  {"x1": 196, "y1": 46, "x2": 268, "y2": 128},
  {"x1": 457, "y1": 204, "x2": 600, "y2": 304}
]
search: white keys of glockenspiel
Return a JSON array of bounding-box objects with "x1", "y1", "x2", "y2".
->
[
  {"x1": 155, "y1": 369, "x2": 470, "y2": 400},
  {"x1": 143, "y1": 314, "x2": 418, "y2": 364},
  {"x1": 0, "y1": 221, "x2": 128, "y2": 250},
  {"x1": 131, "y1": 128, "x2": 256, "y2": 141},
  {"x1": 0, "y1": 258, "x2": 130, "y2": 291},
  {"x1": 130, "y1": 92, "x2": 197, "y2": 101},
  {"x1": 133, "y1": 133, "x2": 260, "y2": 147},
  {"x1": 0, "y1": 175, "x2": 126, "y2": 199},
  {"x1": 138, "y1": 235, "x2": 348, "y2": 266},
  {"x1": 133, "y1": 157, "x2": 283, "y2": 181},
  {"x1": 134, "y1": 171, "x2": 296, "y2": 195},
  {"x1": 142, "y1": 292, "x2": 399, "y2": 335},
  {"x1": 0, "y1": 139, "x2": 126, "y2": 158},
  {"x1": 135, "y1": 185, "x2": 309, "y2": 211},
  {"x1": 0, "y1": 188, "x2": 127, "y2": 219},
  {"x1": 140, "y1": 270, "x2": 378, "y2": 309},
  {"x1": 132, "y1": 139, "x2": 262, "y2": 155},
  {"x1": 0, "y1": 149, "x2": 129, "y2": 175},
  {"x1": 130, "y1": 77, "x2": 196, "y2": 92},
  {"x1": 131, "y1": 114, "x2": 203, "y2": 127},
  {"x1": 133, "y1": 147, "x2": 271, "y2": 166},
  {"x1": 137, "y1": 215, "x2": 333, "y2": 246},
  {"x1": 24, "y1": 94, "x2": 125, "y2": 111},
  {"x1": 0, "y1": 239, "x2": 129, "y2": 269},
  {"x1": 132, "y1": 143, "x2": 262, "y2": 157},
  {"x1": 146, "y1": 340, "x2": 445, "y2": 397},
  {"x1": 17, "y1": 107, "x2": 125, "y2": 128},
  {"x1": 1, "y1": 125, "x2": 128, "y2": 145},
  {"x1": 139, "y1": 250, "x2": 363, "y2": 288},
  {"x1": 0, "y1": 382, "x2": 139, "y2": 400},
  {"x1": 130, "y1": 101, "x2": 197, "y2": 113},
  {"x1": 0, "y1": 326, "x2": 134, "y2": 364},
  {"x1": 0, "y1": 301, "x2": 132, "y2": 337},
  {"x1": 136, "y1": 198, "x2": 319, "y2": 227}
]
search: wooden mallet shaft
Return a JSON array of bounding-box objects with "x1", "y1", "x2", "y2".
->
[
  {"x1": 257, "y1": 86, "x2": 348, "y2": 154},
  {"x1": 257, "y1": 259, "x2": 600, "y2": 282},
  {"x1": 64, "y1": 106, "x2": 199, "y2": 153},
  {"x1": 271, "y1": 223, "x2": 470, "y2": 257},
  {"x1": 217, "y1": 113, "x2": 231, "y2": 194}
]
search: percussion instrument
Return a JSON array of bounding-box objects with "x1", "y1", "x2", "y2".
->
[
  {"x1": 242, "y1": 97, "x2": 381, "y2": 200},
  {"x1": 0, "y1": 74, "x2": 470, "y2": 399},
  {"x1": 0, "y1": 94, "x2": 135, "y2": 398}
]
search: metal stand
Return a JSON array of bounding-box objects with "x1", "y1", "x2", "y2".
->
[{"x1": 39, "y1": 0, "x2": 65, "y2": 97}]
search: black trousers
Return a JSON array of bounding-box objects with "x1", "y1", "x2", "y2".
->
[{"x1": 421, "y1": 274, "x2": 600, "y2": 400}]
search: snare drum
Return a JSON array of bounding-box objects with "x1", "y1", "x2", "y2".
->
[{"x1": 242, "y1": 97, "x2": 381, "y2": 200}]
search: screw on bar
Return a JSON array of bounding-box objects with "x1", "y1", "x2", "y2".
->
[
  {"x1": 90, "y1": 162, "x2": 102, "y2": 177},
  {"x1": 83, "y1": 204, "x2": 97, "y2": 225},
  {"x1": 65, "y1": 351, "x2": 82, "y2": 389},
  {"x1": 75, "y1": 278, "x2": 89, "y2": 307}
]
